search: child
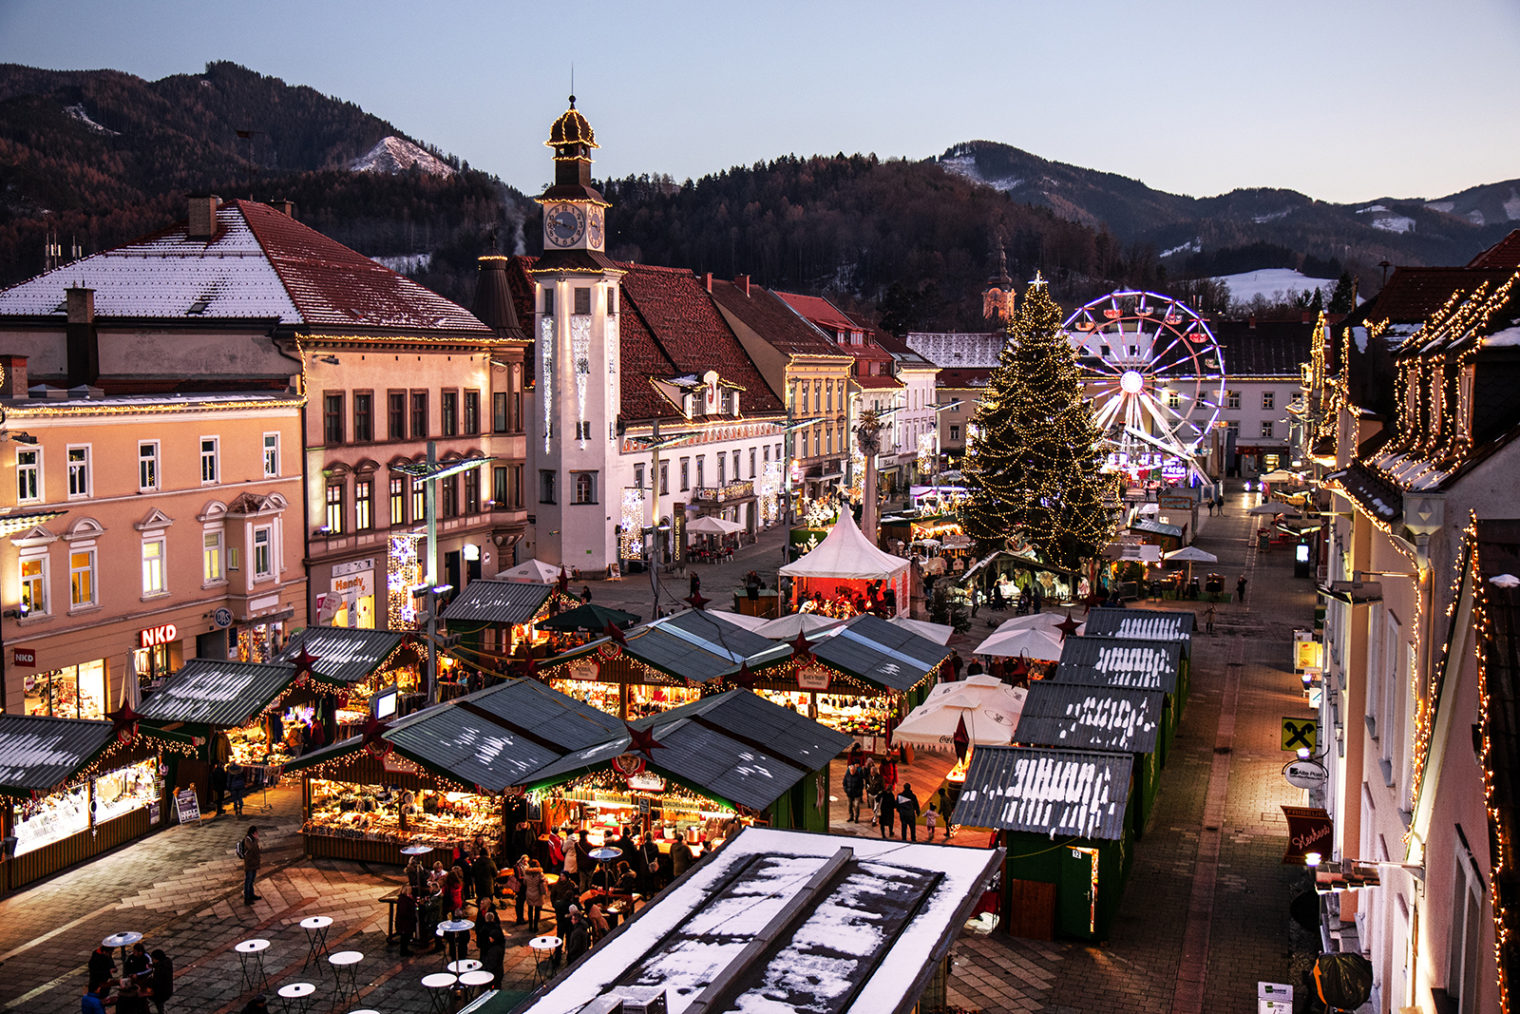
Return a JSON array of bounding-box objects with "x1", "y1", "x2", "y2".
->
[{"x1": 925, "y1": 803, "x2": 940, "y2": 841}]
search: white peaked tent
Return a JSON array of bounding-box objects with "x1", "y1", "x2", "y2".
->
[
  {"x1": 779, "y1": 510, "x2": 910, "y2": 617},
  {"x1": 892, "y1": 674, "x2": 1028, "y2": 752},
  {"x1": 500, "y1": 558, "x2": 566, "y2": 583}
]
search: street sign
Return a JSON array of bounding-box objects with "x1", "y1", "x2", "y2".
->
[
  {"x1": 1281, "y1": 717, "x2": 1318, "y2": 752},
  {"x1": 1283, "y1": 758, "x2": 1329, "y2": 790}
]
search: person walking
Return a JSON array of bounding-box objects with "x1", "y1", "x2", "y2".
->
[
  {"x1": 842, "y1": 761, "x2": 864, "y2": 822},
  {"x1": 472, "y1": 846, "x2": 498, "y2": 907},
  {"x1": 1236, "y1": 575, "x2": 1248, "y2": 603},
  {"x1": 574, "y1": 830, "x2": 595, "y2": 892},
  {"x1": 562, "y1": 827, "x2": 579, "y2": 884},
  {"x1": 88, "y1": 943, "x2": 117, "y2": 992},
  {"x1": 239, "y1": 826, "x2": 261, "y2": 903},
  {"x1": 564, "y1": 910, "x2": 591, "y2": 965},
  {"x1": 148, "y1": 949, "x2": 173, "y2": 1014},
  {"x1": 1205, "y1": 603, "x2": 1216, "y2": 634},
  {"x1": 521, "y1": 858, "x2": 547, "y2": 933},
  {"x1": 865, "y1": 761, "x2": 884, "y2": 826},
  {"x1": 877, "y1": 783, "x2": 896, "y2": 839},
  {"x1": 397, "y1": 887, "x2": 418, "y2": 958},
  {"x1": 226, "y1": 762, "x2": 247, "y2": 818},
  {"x1": 511, "y1": 853, "x2": 531, "y2": 923},
  {"x1": 896, "y1": 783, "x2": 920, "y2": 842},
  {"x1": 924, "y1": 803, "x2": 940, "y2": 841},
  {"x1": 638, "y1": 833, "x2": 661, "y2": 894},
  {"x1": 210, "y1": 762, "x2": 228, "y2": 816}
]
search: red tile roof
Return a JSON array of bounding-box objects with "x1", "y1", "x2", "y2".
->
[
  {"x1": 1352, "y1": 266, "x2": 1517, "y2": 326},
  {"x1": 774, "y1": 291, "x2": 857, "y2": 333},
  {"x1": 853, "y1": 375, "x2": 905, "y2": 390},
  {"x1": 937, "y1": 368, "x2": 993, "y2": 388},
  {"x1": 709, "y1": 280, "x2": 840, "y2": 357},
  {"x1": 1468, "y1": 229, "x2": 1520, "y2": 269},
  {"x1": 235, "y1": 201, "x2": 491, "y2": 334}
]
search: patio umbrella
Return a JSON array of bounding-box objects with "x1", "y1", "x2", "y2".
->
[
  {"x1": 500, "y1": 558, "x2": 567, "y2": 583},
  {"x1": 1164, "y1": 544, "x2": 1219, "y2": 585},
  {"x1": 1247, "y1": 502, "x2": 1298, "y2": 517},
  {"x1": 892, "y1": 674, "x2": 1028, "y2": 752},
  {"x1": 687, "y1": 516, "x2": 743, "y2": 535},
  {"x1": 888, "y1": 617, "x2": 954, "y2": 644},
  {"x1": 1258, "y1": 469, "x2": 1301, "y2": 485},
  {"x1": 972, "y1": 625, "x2": 1065, "y2": 660},
  {"x1": 538, "y1": 603, "x2": 640, "y2": 632},
  {"x1": 754, "y1": 613, "x2": 842, "y2": 639},
  {"x1": 988, "y1": 613, "x2": 1077, "y2": 636}
]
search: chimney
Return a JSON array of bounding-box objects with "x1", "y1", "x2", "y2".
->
[
  {"x1": 273, "y1": 199, "x2": 297, "y2": 219},
  {"x1": 187, "y1": 194, "x2": 220, "y2": 240},
  {"x1": 1248, "y1": 314, "x2": 1257, "y2": 329},
  {"x1": 65, "y1": 287, "x2": 99, "y2": 386},
  {"x1": 735, "y1": 274, "x2": 750, "y2": 296},
  {"x1": 703, "y1": 272, "x2": 712, "y2": 293},
  {"x1": 1301, "y1": 310, "x2": 1312, "y2": 324},
  {"x1": 0, "y1": 355, "x2": 29, "y2": 399}
]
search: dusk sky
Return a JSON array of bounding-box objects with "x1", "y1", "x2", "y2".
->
[{"x1": 3, "y1": 0, "x2": 1517, "y2": 205}]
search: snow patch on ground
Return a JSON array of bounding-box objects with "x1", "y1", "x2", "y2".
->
[
  {"x1": 372, "y1": 253, "x2": 433, "y2": 274},
  {"x1": 350, "y1": 136, "x2": 455, "y2": 178},
  {"x1": 939, "y1": 155, "x2": 1023, "y2": 192},
  {"x1": 64, "y1": 103, "x2": 118, "y2": 135},
  {"x1": 1425, "y1": 200, "x2": 1454, "y2": 213},
  {"x1": 1211, "y1": 268, "x2": 1335, "y2": 304}
]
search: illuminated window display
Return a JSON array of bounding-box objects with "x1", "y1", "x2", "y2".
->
[
  {"x1": 303, "y1": 779, "x2": 499, "y2": 848},
  {"x1": 756, "y1": 689, "x2": 891, "y2": 738},
  {"x1": 15, "y1": 783, "x2": 89, "y2": 856},
  {"x1": 23, "y1": 661, "x2": 107, "y2": 719},
  {"x1": 92, "y1": 759, "x2": 161, "y2": 824}
]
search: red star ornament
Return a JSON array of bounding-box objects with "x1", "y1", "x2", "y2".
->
[
  {"x1": 361, "y1": 716, "x2": 392, "y2": 758},
  {"x1": 107, "y1": 702, "x2": 140, "y2": 744},
  {"x1": 603, "y1": 621, "x2": 627, "y2": 645},
  {"x1": 292, "y1": 647, "x2": 320, "y2": 679},
  {"x1": 625, "y1": 722, "x2": 665, "y2": 760},
  {"x1": 731, "y1": 662, "x2": 759, "y2": 689},
  {"x1": 685, "y1": 591, "x2": 709, "y2": 610},
  {"x1": 789, "y1": 632, "x2": 815, "y2": 668},
  {"x1": 953, "y1": 714, "x2": 970, "y2": 762},
  {"x1": 1055, "y1": 613, "x2": 1081, "y2": 640}
]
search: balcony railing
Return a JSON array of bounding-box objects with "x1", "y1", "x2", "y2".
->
[{"x1": 692, "y1": 480, "x2": 754, "y2": 503}]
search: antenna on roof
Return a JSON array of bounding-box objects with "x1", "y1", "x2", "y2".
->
[{"x1": 570, "y1": 64, "x2": 575, "y2": 106}]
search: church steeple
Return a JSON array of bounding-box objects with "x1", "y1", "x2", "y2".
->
[
  {"x1": 536, "y1": 96, "x2": 611, "y2": 265},
  {"x1": 983, "y1": 233, "x2": 1016, "y2": 323}
]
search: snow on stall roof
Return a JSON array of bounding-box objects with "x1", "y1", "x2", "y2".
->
[
  {"x1": 1486, "y1": 326, "x2": 1520, "y2": 348},
  {"x1": 519, "y1": 828, "x2": 998, "y2": 1014}
]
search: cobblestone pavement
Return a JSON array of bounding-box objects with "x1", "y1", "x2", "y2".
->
[{"x1": 0, "y1": 485, "x2": 1319, "y2": 1014}]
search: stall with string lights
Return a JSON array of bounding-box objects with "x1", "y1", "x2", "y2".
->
[
  {"x1": 0, "y1": 711, "x2": 194, "y2": 892},
  {"x1": 271, "y1": 626, "x2": 415, "y2": 736},
  {"x1": 440, "y1": 578, "x2": 567, "y2": 666},
  {"x1": 780, "y1": 511, "x2": 910, "y2": 619}
]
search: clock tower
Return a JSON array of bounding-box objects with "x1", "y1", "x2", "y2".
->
[{"x1": 530, "y1": 97, "x2": 624, "y2": 572}]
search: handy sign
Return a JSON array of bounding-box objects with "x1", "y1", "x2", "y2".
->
[
  {"x1": 1281, "y1": 717, "x2": 1318, "y2": 753},
  {"x1": 796, "y1": 663, "x2": 832, "y2": 692},
  {"x1": 174, "y1": 787, "x2": 202, "y2": 825},
  {"x1": 1282, "y1": 758, "x2": 1329, "y2": 790},
  {"x1": 140, "y1": 624, "x2": 178, "y2": 649},
  {"x1": 11, "y1": 648, "x2": 35, "y2": 667}
]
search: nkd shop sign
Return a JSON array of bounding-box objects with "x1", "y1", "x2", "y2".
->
[{"x1": 140, "y1": 624, "x2": 178, "y2": 649}]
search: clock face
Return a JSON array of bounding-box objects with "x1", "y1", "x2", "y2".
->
[
  {"x1": 587, "y1": 206, "x2": 605, "y2": 249},
  {"x1": 545, "y1": 202, "x2": 587, "y2": 247}
]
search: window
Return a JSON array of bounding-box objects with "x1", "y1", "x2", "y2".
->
[
  {"x1": 441, "y1": 476, "x2": 459, "y2": 518},
  {"x1": 464, "y1": 391, "x2": 480, "y2": 435},
  {"x1": 826, "y1": 429, "x2": 833, "y2": 455},
  {"x1": 512, "y1": 367, "x2": 523, "y2": 433},
  {"x1": 696, "y1": 457, "x2": 705, "y2": 489},
  {"x1": 634, "y1": 464, "x2": 645, "y2": 489},
  {"x1": 325, "y1": 482, "x2": 344, "y2": 534},
  {"x1": 17, "y1": 448, "x2": 40, "y2": 503},
  {"x1": 544, "y1": 289, "x2": 554, "y2": 315},
  {"x1": 354, "y1": 393, "x2": 373, "y2": 442},
  {"x1": 749, "y1": 449, "x2": 756, "y2": 478},
  {"x1": 463, "y1": 468, "x2": 481, "y2": 513},
  {"x1": 512, "y1": 465, "x2": 524, "y2": 508},
  {"x1": 139, "y1": 442, "x2": 159, "y2": 491},
  {"x1": 141, "y1": 538, "x2": 166, "y2": 596},
  {"x1": 573, "y1": 287, "x2": 591, "y2": 314},
  {"x1": 493, "y1": 466, "x2": 509, "y2": 506},
  {"x1": 388, "y1": 392, "x2": 407, "y2": 439},
  {"x1": 607, "y1": 289, "x2": 617, "y2": 315},
  {"x1": 390, "y1": 477, "x2": 406, "y2": 526},
  {"x1": 813, "y1": 381, "x2": 821, "y2": 412},
  {"x1": 733, "y1": 451, "x2": 740, "y2": 480},
  {"x1": 539, "y1": 470, "x2": 557, "y2": 504},
  {"x1": 493, "y1": 391, "x2": 509, "y2": 433},
  {"x1": 660, "y1": 462, "x2": 669, "y2": 495},
  {"x1": 262, "y1": 434, "x2": 279, "y2": 478},
  {"x1": 253, "y1": 526, "x2": 273, "y2": 579},
  {"x1": 1260, "y1": 420, "x2": 1275, "y2": 438},
  {"x1": 69, "y1": 549, "x2": 95, "y2": 609},
  {"x1": 412, "y1": 478, "x2": 425, "y2": 520},
  {"x1": 1226, "y1": 390, "x2": 1241, "y2": 410},
  {"x1": 1167, "y1": 390, "x2": 1181, "y2": 410},
  {"x1": 355, "y1": 479, "x2": 373, "y2": 530},
  {"x1": 717, "y1": 455, "x2": 725, "y2": 486},
  {"x1": 441, "y1": 391, "x2": 459, "y2": 437},
  {"x1": 202, "y1": 530, "x2": 224, "y2": 584},
  {"x1": 324, "y1": 393, "x2": 345, "y2": 444},
  {"x1": 67, "y1": 446, "x2": 90, "y2": 498},
  {"x1": 200, "y1": 438, "x2": 219, "y2": 483},
  {"x1": 950, "y1": 425, "x2": 961, "y2": 441},
  {"x1": 679, "y1": 458, "x2": 689, "y2": 491},
  {"x1": 573, "y1": 472, "x2": 597, "y2": 504},
  {"x1": 813, "y1": 430, "x2": 821, "y2": 456},
  {"x1": 1262, "y1": 391, "x2": 1275, "y2": 410},
  {"x1": 410, "y1": 392, "x2": 428, "y2": 439},
  {"x1": 826, "y1": 380, "x2": 833, "y2": 412},
  {"x1": 1227, "y1": 420, "x2": 1240, "y2": 438},
  {"x1": 576, "y1": 420, "x2": 592, "y2": 440},
  {"x1": 19, "y1": 556, "x2": 47, "y2": 616}
]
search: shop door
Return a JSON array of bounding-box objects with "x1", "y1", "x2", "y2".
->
[
  {"x1": 445, "y1": 551, "x2": 461, "y2": 591},
  {"x1": 1059, "y1": 846, "x2": 1100, "y2": 938},
  {"x1": 1004, "y1": 878, "x2": 1056, "y2": 939}
]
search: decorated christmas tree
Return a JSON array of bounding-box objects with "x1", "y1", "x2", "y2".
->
[{"x1": 961, "y1": 275, "x2": 1117, "y2": 571}]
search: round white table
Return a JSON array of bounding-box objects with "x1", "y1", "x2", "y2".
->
[
  {"x1": 102, "y1": 931, "x2": 143, "y2": 967},
  {"x1": 436, "y1": 919, "x2": 473, "y2": 967},
  {"x1": 420, "y1": 971, "x2": 457, "y2": 1014},
  {"x1": 328, "y1": 950, "x2": 363, "y2": 1003},
  {"x1": 299, "y1": 916, "x2": 334, "y2": 969},
  {"x1": 459, "y1": 968, "x2": 494, "y2": 998},
  {"x1": 276, "y1": 981, "x2": 317, "y2": 1014},
  {"x1": 400, "y1": 844, "x2": 433, "y2": 856},
  {"x1": 529, "y1": 934, "x2": 561, "y2": 985},
  {"x1": 447, "y1": 958, "x2": 481, "y2": 974},
  {"x1": 235, "y1": 938, "x2": 271, "y2": 993}
]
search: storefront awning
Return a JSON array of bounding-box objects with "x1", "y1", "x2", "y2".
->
[
  {"x1": 808, "y1": 614, "x2": 947, "y2": 691},
  {"x1": 273, "y1": 626, "x2": 407, "y2": 685},
  {"x1": 1015, "y1": 682, "x2": 1165, "y2": 756},
  {"x1": 137, "y1": 658, "x2": 298, "y2": 728},
  {"x1": 442, "y1": 579, "x2": 555, "y2": 626},
  {"x1": 954, "y1": 744, "x2": 1133, "y2": 840},
  {"x1": 1053, "y1": 636, "x2": 1182, "y2": 695}
]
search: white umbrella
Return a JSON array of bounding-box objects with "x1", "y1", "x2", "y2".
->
[
  {"x1": 1164, "y1": 546, "x2": 1218, "y2": 564},
  {"x1": 989, "y1": 613, "x2": 1069, "y2": 635},
  {"x1": 687, "y1": 516, "x2": 743, "y2": 535},
  {"x1": 888, "y1": 617, "x2": 954, "y2": 644},
  {"x1": 500, "y1": 558, "x2": 566, "y2": 583},
  {"x1": 711, "y1": 610, "x2": 769, "y2": 632},
  {"x1": 1258, "y1": 469, "x2": 1301, "y2": 484},
  {"x1": 972, "y1": 626, "x2": 1065, "y2": 660},
  {"x1": 754, "y1": 613, "x2": 842, "y2": 639},
  {"x1": 893, "y1": 674, "x2": 1028, "y2": 751},
  {"x1": 1247, "y1": 502, "x2": 1298, "y2": 517}
]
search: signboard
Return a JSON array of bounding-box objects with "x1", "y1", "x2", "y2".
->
[
  {"x1": 140, "y1": 624, "x2": 178, "y2": 649},
  {"x1": 672, "y1": 503, "x2": 686, "y2": 564},
  {"x1": 627, "y1": 772, "x2": 667, "y2": 793},
  {"x1": 796, "y1": 664, "x2": 832, "y2": 692},
  {"x1": 174, "y1": 787, "x2": 201, "y2": 825},
  {"x1": 212, "y1": 607, "x2": 234, "y2": 629},
  {"x1": 611, "y1": 753, "x2": 646, "y2": 777},
  {"x1": 1281, "y1": 717, "x2": 1318, "y2": 753},
  {"x1": 1281, "y1": 805, "x2": 1332, "y2": 865},
  {"x1": 148, "y1": 801, "x2": 161, "y2": 826},
  {"x1": 1294, "y1": 639, "x2": 1324, "y2": 672},
  {"x1": 1258, "y1": 982, "x2": 1293, "y2": 1014},
  {"x1": 567, "y1": 657, "x2": 601, "y2": 681},
  {"x1": 1283, "y1": 758, "x2": 1329, "y2": 790},
  {"x1": 11, "y1": 648, "x2": 35, "y2": 667}
]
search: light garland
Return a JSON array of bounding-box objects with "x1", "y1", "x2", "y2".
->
[
  {"x1": 541, "y1": 315, "x2": 555, "y2": 453},
  {"x1": 572, "y1": 315, "x2": 592, "y2": 448}
]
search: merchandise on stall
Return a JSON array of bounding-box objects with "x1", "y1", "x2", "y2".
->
[
  {"x1": 302, "y1": 779, "x2": 499, "y2": 849},
  {"x1": 14, "y1": 783, "x2": 89, "y2": 856},
  {"x1": 92, "y1": 759, "x2": 162, "y2": 825}
]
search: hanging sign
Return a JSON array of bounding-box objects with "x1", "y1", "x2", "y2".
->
[
  {"x1": 1281, "y1": 717, "x2": 1318, "y2": 752},
  {"x1": 611, "y1": 753, "x2": 646, "y2": 777},
  {"x1": 1281, "y1": 805, "x2": 1332, "y2": 865},
  {"x1": 796, "y1": 663, "x2": 832, "y2": 691},
  {"x1": 627, "y1": 771, "x2": 666, "y2": 793},
  {"x1": 567, "y1": 657, "x2": 601, "y2": 681},
  {"x1": 1282, "y1": 758, "x2": 1329, "y2": 790},
  {"x1": 174, "y1": 787, "x2": 202, "y2": 825}
]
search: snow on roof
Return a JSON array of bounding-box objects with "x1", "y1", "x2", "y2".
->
[
  {"x1": 954, "y1": 745, "x2": 1132, "y2": 840},
  {"x1": 519, "y1": 827, "x2": 1000, "y2": 1014}
]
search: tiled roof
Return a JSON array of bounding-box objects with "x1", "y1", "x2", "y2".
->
[
  {"x1": 0, "y1": 200, "x2": 491, "y2": 336},
  {"x1": 937, "y1": 368, "x2": 993, "y2": 388},
  {"x1": 709, "y1": 279, "x2": 840, "y2": 357},
  {"x1": 1210, "y1": 319, "x2": 1314, "y2": 377},
  {"x1": 953, "y1": 744, "x2": 1133, "y2": 840},
  {"x1": 905, "y1": 331, "x2": 1006, "y2": 368},
  {"x1": 774, "y1": 291, "x2": 858, "y2": 333},
  {"x1": 1468, "y1": 229, "x2": 1520, "y2": 269},
  {"x1": 1331, "y1": 460, "x2": 1404, "y2": 523},
  {"x1": 854, "y1": 375, "x2": 905, "y2": 390},
  {"x1": 1346, "y1": 267, "x2": 1517, "y2": 329}
]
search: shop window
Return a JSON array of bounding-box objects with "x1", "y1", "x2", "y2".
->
[
  {"x1": 573, "y1": 472, "x2": 597, "y2": 505},
  {"x1": 203, "y1": 529, "x2": 224, "y2": 584},
  {"x1": 16, "y1": 447, "x2": 41, "y2": 503},
  {"x1": 262, "y1": 434, "x2": 279, "y2": 478},
  {"x1": 139, "y1": 442, "x2": 159, "y2": 491},
  {"x1": 325, "y1": 482, "x2": 345, "y2": 534},
  {"x1": 253, "y1": 526, "x2": 273, "y2": 579},
  {"x1": 390, "y1": 477, "x2": 407, "y2": 526},
  {"x1": 355, "y1": 480, "x2": 374, "y2": 530},
  {"x1": 92, "y1": 759, "x2": 159, "y2": 825},
  {"x1": 410, "y1": 392, "x2": 428, "y2": 439},
  {"x1": 323, "y1": 393, "x2": 345, "y2": 444},
  {"x1": 20, "y1": 555, "x2": 48, "y2": 616},
  {"x1": 388, "y1": 391, "x2": 406, "y2": 439},
  {"x1": 441, "y1": 391, "x2": 459, "y2": 437},
  {"x1": 142, "y1": 538, "x2": 166, "y2": 596},
  {"x1": 354, "y1": 392, "x2": 374, "y2": 443},
  {"x1": 15, "y1": 783, "x2": 87, "y2": 855},
  {"x1": 69, "y1": 548, "x2": 96, "y2": 609},
  {"x1": 67, "y1": 446, "x2": 90, "y2": 499},
  {"x1": 464, "y1": 390, "x2": 480, "y2": 435},
  {"x1": 464, "y1": 469, "x2": 481, "y2": 513},
  {"x1": 200, "y1": 437, "x2": 219, "y2": 484}
]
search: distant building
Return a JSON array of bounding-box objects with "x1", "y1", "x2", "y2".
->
[{"x1": 1208, "y1": 316, "x2": 1314, "y2": 476}]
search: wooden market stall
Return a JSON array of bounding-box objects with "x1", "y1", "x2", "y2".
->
[
  {"x1": 272, "y1": 626, "x2": 413, "y2": 737},
  {"x1": 1081, "y1": 606, "x2": 1196, "y2": 645},
  {"x1": 441, "y1": 578, "x2": 561, "y2": 661},
  {"x1": 0, "y1": 714, "x2": 188, "y2": 893},
  {"x1": 952, "y1": 744, "x2": 1135, "y2": 942},
  {"x1": 1013, "y1": 681, "x2": 1165, "y2": 838},
  {"x1": 779, "y1": 510, "x2": 910, "y2": 619},
  {"x1": 1049, "y1": 635, "x2": 1186, "y2": 763}
]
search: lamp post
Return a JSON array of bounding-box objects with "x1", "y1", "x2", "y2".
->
[{"x1": 390, "y1": 441, "x2": 494, "y2": 704}]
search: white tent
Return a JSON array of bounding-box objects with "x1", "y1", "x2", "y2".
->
[
  {"x1": 779, "y1": 510, "x2": 910, "y2": 617},
  {"x1": 892, "y1": 674, "x2": 1028, "y2": 752},
  {"x1": 500, "y1": 558, "x2": 566, "y2": 584},
  {"x1": 888, "y1": 617, "x2": 955, "y2": 645},
  {"x1": 972, "y1": 625, "x2": 1065, "y2": 660},
  {"x1": 1164, "y1": 546, "x2": 1219, "y2": 563},
  {"x1": 687, "y1": 516, "x2": 743, "y2": 536}
]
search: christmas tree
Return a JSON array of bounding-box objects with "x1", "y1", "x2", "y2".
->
[{"x1": 961, "y1": 275, "x2": 1117, "y2": 571}]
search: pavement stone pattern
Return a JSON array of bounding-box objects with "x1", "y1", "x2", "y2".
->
[{"x1": 0, "y1": 483, "x2": 1320, "y2": 1014}]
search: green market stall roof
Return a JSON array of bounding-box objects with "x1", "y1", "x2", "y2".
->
[
  {"x1": 527, "y1": 689, "x2": 852, "y2": 812},
  {"x1": 953, "y1": 744, "x2": 1133, "y2": 841},
  {"x1": 0, "y1": 715, "x2": 135, "y2": 797},
  {"x1": 807, "y1": 613, "x2": 948, "y2": 691},
  {"x1": 1081, "y1": 606, "x2": 1195, "y2": 643},
  {"x1": 1053, "y1": 636, "x2": 1183, "y2": 694},
  {"x1": 545, "y1": 608, "x2": 792, "y2": 686},
  {"x1": 273, "y1": 626, "x2": 408, "y2": 685},
  {"x1": 441, "y1": 579, "x2": 555, "y2": 626},
  {"x1": 286, "y1": 678, "x2": 625, "y2": 793},
  {"x1": 137, "y1": 658, "x2": 302, "y2": 728},
  {"x1": 1014, "y1": 681, "x2": 1164, "y2": 755}
]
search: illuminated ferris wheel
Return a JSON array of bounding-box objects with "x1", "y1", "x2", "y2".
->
[{"x1": 1062, "y1": 290, "x2": 1225, "y2": 476}]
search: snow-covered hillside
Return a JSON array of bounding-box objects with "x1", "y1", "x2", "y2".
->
[
  {"x1": 1212, "y1": 268, "x2": 1335, "y2": 305},
  {"x1": 350, "y1": 136, "x2": 455, "y2": 178}
]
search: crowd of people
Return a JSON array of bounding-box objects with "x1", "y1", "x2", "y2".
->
[{"x1": 83, "y1": 942, "x2": 173, "y2": 1013}]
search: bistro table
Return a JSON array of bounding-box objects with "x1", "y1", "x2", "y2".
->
[
  {"x1": 102, "y1": 931, "x2": 143, "y2": 967},
  {"x1": 459, "y1": 968, "x2": 495, "y2": 999},
  {"x1": 328, "y1": 950, "x2": 363, "y2": 1005},
  {"x1": 435, "y1": 918, "x2": 474, "y2": 967},
  {"x1": 529, "y1": 935, "x2": 561, "y2": 986},
  {"x1": 276, "y1": 980, "x2": 317, "y2": 1014},
  {"x1": 420, "y1": 971, "x2": 457, "y2": 1014},
  {"x1": 589, "y1": 846, "x2": 622, "y2": 895},
  {"x1": 299, "y1": 916, "x2": 334, "y2": 969},
  {"x1": 400, "y1": 844, "x2": 434, "y2": 857},
  {"x1": 447, "y1": 958, "x2": 481, "y2": 975},
  {"x1": 235, "y1": 938, "x2": 271, "y2": 993}
]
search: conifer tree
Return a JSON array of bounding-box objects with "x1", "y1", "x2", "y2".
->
[{"x1": 960, "y1": 276, "x2": 1117, "y2": 571}]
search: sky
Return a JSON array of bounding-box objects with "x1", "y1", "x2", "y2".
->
[{"x1": 2, "y1": 0, "x2": 1518, "y2": 205}]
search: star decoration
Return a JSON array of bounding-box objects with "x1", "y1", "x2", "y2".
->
[
  {"x1": 603, "y1": 621, "x2": 627, "y2": 645},
  {"x1": 1028, "y1": 269, "x2": 1047, "y2": 289},
  {"x1": 953, "y1": 714, "x2": 970, "y2": 762},
  {"x1": 361, "y1": 717, "x2": 392, "y2": 757},
  {"x1": 730, "y1": 662, "x2": 759, "y2": 689},
  {"x1": 292, "y1": 647, "x2": 320, "y2": 679},
  {"x1": 685, "y1": 592, "x2": 709, "y2": 610},
  {"x1": 1055, "y1": 613, "x2": 1081, "y2": 639},
  {"x1": 625, "y1": 722, "x2": 665, "y2": 759},
  {"x1": 789, "y1": 632, "x2": 815, "y2": 668},
  {"x1": 107, "y1": 702, "x2": 140, "y2": 744}
]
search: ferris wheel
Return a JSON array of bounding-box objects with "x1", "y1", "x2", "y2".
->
[{"x1": 1062, "y1": 290, "x2": 1225, "y2": 475}]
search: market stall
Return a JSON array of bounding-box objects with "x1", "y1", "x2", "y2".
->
[
  {"x1": 536, "y1": 609, "x2": 792, "y2": 720},
  {"x1": 441, "y1": 578, "x2": 565, "y2": 663},
  {"x1": 1050, "y1": 635, "x2": 1185, "y2": 763},
  {"x1": 272, "y1": 626, "x2": 412, "y2": 737},
  {"x1": 952, "y1": 744, "x2": 1135, "y2": 941},
  {"x1": 779, "y1": 510, "x2": 910, "y2": 619},
  {"x1": 0, "y1": 714, "x2": 187, "y2": 892}
]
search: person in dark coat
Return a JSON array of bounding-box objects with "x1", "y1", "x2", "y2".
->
[
  {"x1": 563, "y1": 912, "x2": 591, "y2": 965},
  {"x1": 148, "y1": 949, "x2": 173, "y2": 1014},
  {"x1": 842, "y1": 762, "x2": 865, "y2": 822},
  {"x1": 396, "y1": 888, "x2": 418, "y2": 957},
  {"x1": 1236, "y1": 575, "x2": 1248, "y2": 603},
  {"x1": 877, "y1": 784, "x2": 896, "y2": 839},
  {"x1": 574, "y1": 831, "x2": 595, "y2": 892},
  {"x1": 637, "y1": 834, "x2": 661, "y2": 894},
  {"x1": 210, "y1": 762, "x2": 228, "y2": 815},
  {"x1": 668, "y1": 838, "x2": 694, "y2": 882},
  {"x1": 475, "y1": 903, "x2": 506, "y2": 987},
  {"x1": 241, "y1": 826, "x2": 261, "y2": 903},
  {"x1": 472, "y1": 848, "x2": 498, "y2": 907},
  {"x1": 87, "y1": 943, "x2": 116, "y2": 991},
  {"x1": 896, "y1": 783, "x2": 921, "y2": 842},
  {"x1": 226, "y1": 762, "x2": 247, "y2": 818}
]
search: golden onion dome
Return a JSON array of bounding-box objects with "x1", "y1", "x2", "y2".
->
[{"x1": 546, "y1": 95, "x2": 598, "y2": 151}]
